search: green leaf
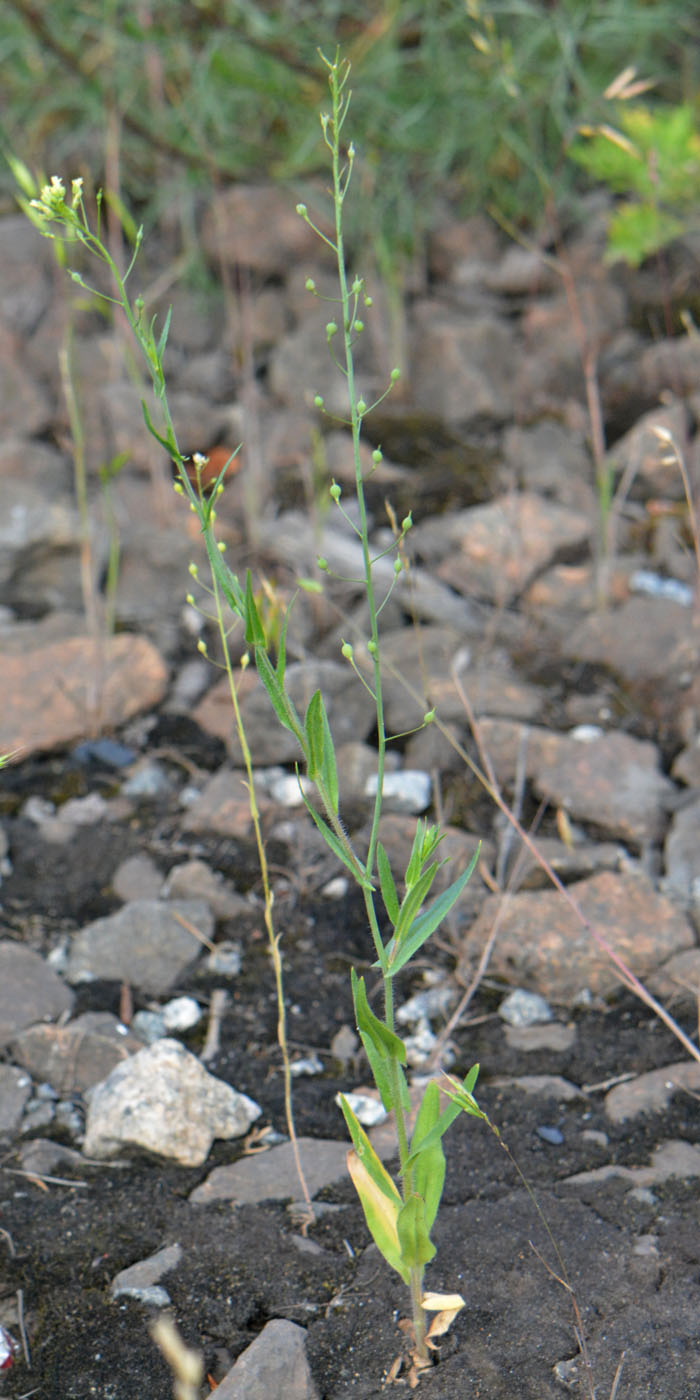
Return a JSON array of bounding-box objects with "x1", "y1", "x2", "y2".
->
[
  {"x1": 410, "y1": 1081, "x2": 446, "y2": 1232},
  {"x1": 377, "y1": 842, "x2": 399, "y2": 925},
  {"x1": 405, "y1": 1066, "x2": 483, "y2": 1168},
  {"x1": 606, "y1": 202, "x2": 685, "y2": 267},
  {"x1": 384, "y1": 848, "x2": 480, "y2": 978},
  {"x1": 304, "y1": 689, "x2": 338, "y2": 813},
  {"x1": 352, "y1": 969, "x2": 406, "y2": 1065},
  {"x1": 156, "y1": 304, "x2": 172, "y2": 360},
  {"x1": 397, "y1": 1193, "x2": 435, "y2": 1271},
  {"x1": 393, "y1": 862, "x2": 439, "y2": 947},
  {"x1": 255, "y1": 647, "x2": 302, "y2": 738},
  {"x1": 339, "y1": 1095, "x2": 409, "y2": 1283},
  {"x1": 244, "y1": 572, "x2": 267, "y2": 648},
  {"x1": 405, "y1": 818, "x2": 428, "y2": 888}
]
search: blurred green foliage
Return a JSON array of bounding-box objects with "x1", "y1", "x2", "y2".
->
[
  {"x1": 1, "y1": 0, "x2": 698, "y2": 260},
  {"x1": 570, "y1": 103, "x2": 700, "y2": 265}
]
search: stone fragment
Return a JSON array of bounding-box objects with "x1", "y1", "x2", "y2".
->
[
  {"x1": 533, "y1": 728, "x2": 674, "y2": 845},
  {"x1": 110, "y1": 1243, "x2": 183, "y2": 1305},
  {"x1": 0, "y1": 322, "x2": 53, "y2": 436},
  {"x1": 504, "y1": 1023, "x2": 576, "y2": 1053},
  {"x1": 0, "y1": 216, "x2": 54, "y2": 333},
  {"x1": 502, "y1": 419, "x2": 594, "y2": 513},
  {"x1": 436, "y1": 492, "x2": 590, "y2": 605},
  {"x1": 606, "y1": 401, "x2": 689, "y2": 500},
  {"x1": 604, "y1": 1061, "x2": 700, "y2": 1124},
  {"x1": 498, "y1": 989, "x2": 553, "y2": 1027},
  {"x1": 409, "y1": 302, "x2": 517, "y2": 422},
  {"x1": 190, "y1": 1137, "x2": 348, "y2": 1205},
  {"x1": 0, "y1": 632, "x2": 167, "y2": 759},
  {"x1": 112, "y1": 854, "x2": 163, "y2": 902},
  {"x1": 0, "y1": 941, "x2": 74, "y2": 1048},
  {"x1": 0, "y1": 1065, "x2": 32, "y2": 1137},
  {"x1": 364, "y1": 769, "x2": 432, "y2": 814},
  {"x1": 201, "y1": 184, "x2": 324, "y2": 274},
  {"x1": 648, "y1": 948, "x2": 700, "y2": 1011},
  {"x1": 11, "y1": 1013, "x2": 142, "y2": 1094},
  {"x1": 663, "y1": 795, "x2": 700, "y2": 904},
  {"x1": 66, "y1": 899, "x2": 212, "y2": 995},
  {"x1": 565, "y1": 597, "x2": 700, "y2": 688},
  {"x1": 492, "y1": 1074, "x2": 581, "y2": 1100},
  {"x1": 564, "y1": 1139, "x2": 700, "y2": 1188},
  {"x1": 212, "y1": 1319, "x2": 319, "y2": 1400},
  {"x1": 672, "y1": 737, "x2": 700, "y2": 786},
  {"x1": 181, "y1": 769, "x2": 268, "y2": 839},
  {"x1": 162, "y1": 859, "x2": 248, "y2": 921},
  {"x1": 83, "y1": 1039, "x2": 260, "y2": 1166},
  {"x1": 460, "y1": 870, "x2": 694, "y2": 1004}
]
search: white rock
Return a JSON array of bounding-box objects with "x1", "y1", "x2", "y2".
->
[{"x1": 83, "y1": 1038, "x2": 261, "y2": 1166}]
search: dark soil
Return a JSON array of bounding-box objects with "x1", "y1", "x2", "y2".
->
[{"x1": 1, "y1": 746, "x2": 699, "y2": 1399}]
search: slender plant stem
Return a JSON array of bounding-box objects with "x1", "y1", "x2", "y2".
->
[{"x1": 325, "y1": 53, "x2": 424, "y2": 1357}]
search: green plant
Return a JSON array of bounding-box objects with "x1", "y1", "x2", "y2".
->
[
  {"x1": 570, "y1": 95, "x2": 700, "y2": 265},
  {"x1": 2, "y1": 1, "x2": 696, "y2": 266},
  {"x1": 25, "y1": 52, "x2": 489, "y2": 1365}
]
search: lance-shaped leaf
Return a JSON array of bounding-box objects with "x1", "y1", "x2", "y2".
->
[
  {"x1": 397, "y1": 1192, "x2": 435, "y2": 1271},
  {"x1": 410, "y1": 1080, "x2": 446, "y2": 1233},
  {"x1": 382, "y1": 846, "x2": 480, "y2": 978},
  {"x1": 406, "y1": 1065, "x2": 483, "y2": 1169},
  {"x1": 351, "y1": 968, "x2": 408, "y2": 1112},
  {"x1": 244, "y1": 571, "x2": 267, "y2": 648},
  {"x1": 339, "y1": 1095, "x2": 409, "y2": 1283},
  {"x1": 255, "y1": 646, "x2": 303, "y2": 740},
  {"x1": 304, "y1": 689, "x2": 339, "y2": 815}
]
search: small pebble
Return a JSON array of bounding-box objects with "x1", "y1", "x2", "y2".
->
[
  {"x1": 339, "y1": 1091, "x2": 387, "y2": 1127},
  {"x1": 290, "y1": 1054, "x2": 323, "y2": 1077},
  {"x1": 73, "y1": 738, "x2": 136, "y2": 768},
  {"x1": 499, "y1": 988, "x2": 553, "y2": 1027},
  {"x1": 536, "y1": 1124, "x2": 564, "y2": 1146},
  {"x1": 162, "y1": 996, "x2": 202, "y2": 1032},
  {"x1": 130, "y1": 1010, "x2": 167, "y2": 1044},
  {"x1": 206, "y1": 942, "x2": 242, "y2": 977},
  {"x1": 121, "y1": 762, "x2": 171, "y2": 798}
]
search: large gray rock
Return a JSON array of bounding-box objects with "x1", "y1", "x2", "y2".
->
[
  {"x1": 212, "y1": 1319, "x2": 319, "y2": 1400},
  {"x1": 83, "y1": 1038, "x2": 261, "y2": 1166},
  {"x1": 66, "y1": 899, "x2": 212, "y2": 995},
  {"x1": 0, "y1": 941, "x2": 74, "y2": 1048}
]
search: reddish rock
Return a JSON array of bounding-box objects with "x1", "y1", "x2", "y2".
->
[
  {"x1": 0, "y1": 632, "x2": 168, "y2": 759},
  {"x1": 460, "y1": 870, "x2": 694, "y2": 1004}
]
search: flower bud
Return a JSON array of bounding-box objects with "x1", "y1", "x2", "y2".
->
[
  {"x1": 341, "y1": 641, "x2": 354, "y2": 660},
  {"x1": 390, "y1": 367, "x2": 401, "y2": 382},
  {"x1": 305, "y1": 277, "x2": 316, "y2": 291},
  {"x1": 314, "y1": 394, "x2": 324, "y2": 409},
  {"x1": 401, "y1": 513, "x2": 413, "y2": 532},
  {"x1": 330, "y1": 482, "x2": 341, "y2": 502},
  {"x1": 367, "y1": 639, "x2": 378, "y2": 655},
  {"x1": 296, "y1": 203, "x2": 307, "y2": 217},
  {"x1": 372, "y1": 448, "x2": 383, "y2": 465},
  {"x1": 356, "y1": 398, "x2": 367, "y2": 415},
  {"x1": 317, "y1": 557, "x2": 329, "y2": 572}
]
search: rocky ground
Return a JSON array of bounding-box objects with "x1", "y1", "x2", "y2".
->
[{"x1": 1, "y1": 182, "x2": 700, "y2": 1398}]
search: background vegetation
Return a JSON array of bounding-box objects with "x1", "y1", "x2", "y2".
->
[{"x1": 1, "y1": 0, "x2": 699, "y2": 267}]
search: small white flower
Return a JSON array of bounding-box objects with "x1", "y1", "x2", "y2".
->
[{"x1": 71, "y1": 176, "x2": 84, "y2": 207}]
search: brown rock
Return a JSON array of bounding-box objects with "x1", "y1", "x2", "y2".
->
[
  {"x1": 436, "y1": 492, "x2": 590, "y2": 605},
  {"x1": 11, "y1": 1015, "x2": 142, "y2": 1095},
  {"x1": 533, "y1": 728, "x2": 674, "y2": 844},
  {"x1": 460, "y1": 870, "x2": 694, "y2": 1004},
  {"x1": 0, "y1": 632, "x2": 168, "y2": 759},
  {"x1": 201, "y1": 184, "x2": 324, "y2": 275}
]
